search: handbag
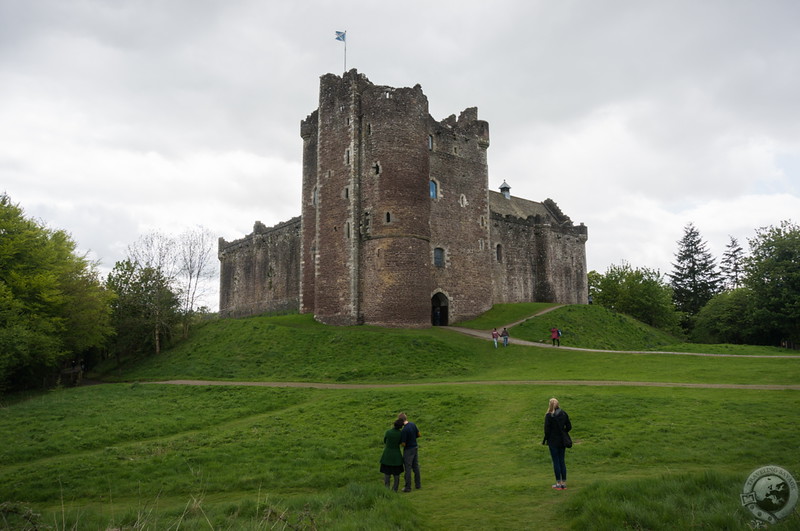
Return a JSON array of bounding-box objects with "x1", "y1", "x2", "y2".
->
[{"x1": 562, "y1": 431, "x2": 573, "y2": 448}]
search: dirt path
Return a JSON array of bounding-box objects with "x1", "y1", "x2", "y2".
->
[
  {"x1": 449, "y1": 306, "x2": 800, "y2": 359},
  {"x1": 150, "y1": 379, "x2": 800, "y2": 391}
]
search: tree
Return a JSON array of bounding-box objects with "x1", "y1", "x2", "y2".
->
[
  {"x1": 692, "y1": 288, "x2": 756, "y2": 344},
  {"x1": 719, "y1": 236, "x2": 745, "y2": 290},
  {"x1": 593, "y1": 262, "x2": 681, "y2": 333},
  {"x1": 106, "y1": 259, "x2": 180, "y2": 357},
  {"x1": 744, "y1": 220, "x2": 800, "y2": 347},
  {"x1": 0, "y1": 194, "x2": 113, "y2": 392},
  {"x1": 176, "y1": 226, "x2": 217, "y2": 337},
  {"x1": 669, "y1": 223, "x2": 721, "y2": 321}
]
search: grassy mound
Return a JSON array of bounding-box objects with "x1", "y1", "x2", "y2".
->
[
  {"x1": 91, "y1": 314, "x2": 485, "y2": 383},
  {"x1": 512, "y1": 304, "x2": 680, "y2": 350}
]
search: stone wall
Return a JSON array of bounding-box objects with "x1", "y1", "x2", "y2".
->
[
  {"x1": 218, "y1": 218, "x2": 301, "y2": 318},
  {"x1": 489, "y1": 194, "x2": 588, "y2": 305},
  {"x1": 428, "y1": 108, "x2": 493, "y2": 324}
]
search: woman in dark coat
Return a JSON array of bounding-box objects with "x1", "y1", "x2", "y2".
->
[
  {"x1": 542, "y1": 397, "x2": 572, "y2": 490},
  {"x1": 380, "y1": 418, "x2": 405, "y2": 491}
]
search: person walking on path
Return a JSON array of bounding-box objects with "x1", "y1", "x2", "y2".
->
[
  {"x1": 491, "y1": 328, "x2": 500, "y2": 348},
  {"x1": 542, "y1": 397, "x2": 572, "y2": 490},
  {"x1": 398, "y1": 412, "x2": 421, "y2": 492},
  {"x1": 501, "y1": 328, "x2": 510, "y2": 347},
  {"x1": 380, "y1": 418, "x2": 405, "y2": 491},
  {"x1": 550, "y1": 327, "x2": 561, "y2": 347}
]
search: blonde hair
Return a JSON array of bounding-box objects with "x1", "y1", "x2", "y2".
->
[{"x1": 547, "y1": 398, "x2": 560, "y2": 414}]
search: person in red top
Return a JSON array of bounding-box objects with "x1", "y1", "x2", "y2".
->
[
  {"x1": 550, "y1": 327, "x2": 560, "y2": 346},
  {"x1": 491, "y1": 328, "x2": 500, "y2": 348}
]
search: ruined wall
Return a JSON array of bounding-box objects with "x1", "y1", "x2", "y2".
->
[
  {"x1": 218, "y1": 218, "x2": 301, "y2": 318},
  {"x1": 428, "y1": 108, "x2": 493, "y2": 324},
  {"x1": 490, "y1": 194, "x2": 588, "y2": 305}
]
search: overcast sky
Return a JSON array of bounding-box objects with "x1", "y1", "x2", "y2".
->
[{"x1": 2, "y1": 0, "x2": 798, "y2": 310}]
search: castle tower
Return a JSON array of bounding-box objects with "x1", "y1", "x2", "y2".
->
[{"x1": 301, "y1": 70, "x2": 433, "y2": 326}]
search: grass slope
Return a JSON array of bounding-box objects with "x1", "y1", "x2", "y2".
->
[
  {"x1": 512, "y1": 304, "x2": 792, "y2": 355},
  {"x1": 3, "y1": 306, "x2": 799, "y2": 530}
]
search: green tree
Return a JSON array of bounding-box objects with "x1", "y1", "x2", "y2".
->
[
  {"x1": 0, "y1": 194, "x2": 113, "y2": 392},
  {"x1": 691, "y1": 288, "x2": 755, "y2": 344},
  {"x1": 593, "y1": 262, "x2": 681, "y2": 333},
  {"x1": 744, "y1": 220, "x2": 800, "y2": 347},
  {"x1": 719, "y1": 236, "x2": 745, "y2": 290},
  {"x1": 669, "y1": 223, "x2": 721, "y2": 322},
  {"x1": 107, "y1": 259, "x2": 181, "y2": 358}
]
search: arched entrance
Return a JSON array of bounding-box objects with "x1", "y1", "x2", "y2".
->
[{"x1": 431, "y1": 293, "x2": 449, "y2": 326}]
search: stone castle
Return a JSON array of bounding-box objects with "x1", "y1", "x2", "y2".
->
[{"x1": 218, "y1": 70, "x2": 588, "y2": 327}]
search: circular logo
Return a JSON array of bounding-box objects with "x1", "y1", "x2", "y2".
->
[{"x1": 740, "y1": 466, "x2": 798, "y2": 524}]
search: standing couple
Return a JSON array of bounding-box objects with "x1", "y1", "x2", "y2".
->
[{"x1": 380, "y1": 412, "x2": 421, "y2": 492}]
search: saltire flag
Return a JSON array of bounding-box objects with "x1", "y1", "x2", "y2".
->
[{"x1": 335, "y1": 31, "x2": 346, "y2": 42}]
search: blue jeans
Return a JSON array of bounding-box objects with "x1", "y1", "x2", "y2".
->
[
  {"x1": 548, "y1": 445, "x2": 567, "y2": 482},
  {"x1": 503, "y1": 336, "x2": 508, "y2": 346},
  {"x1": 403, "y1": 446, "x2": 420, "y2": 490}
]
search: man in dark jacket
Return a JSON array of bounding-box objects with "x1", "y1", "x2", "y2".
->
[{"x1": 398, "y1": 412, "x2": 421, "y2": 492}]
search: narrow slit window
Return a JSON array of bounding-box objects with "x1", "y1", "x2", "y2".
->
[
  {"x1": 434, "y1": 247, "x2": 445, "y2": 268},
  {"x1": 496, "y1": 244, "x2": 503, "y2": 263},
  {"x1": 386, "y1": 212, "x2": 391, "y2": 223}
]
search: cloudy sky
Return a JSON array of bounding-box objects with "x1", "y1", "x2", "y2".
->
[{"x1": 2, "y1": 0, "x2": 798, "y2": 310}]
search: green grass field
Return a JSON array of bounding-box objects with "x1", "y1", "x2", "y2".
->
[{"x1": 2, "y1": 305, "x2": 799, "y2": 530}]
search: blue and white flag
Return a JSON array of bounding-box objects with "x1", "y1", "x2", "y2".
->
[{"x1": 335, "y1": 31, "x2": 346, "y2": 42}]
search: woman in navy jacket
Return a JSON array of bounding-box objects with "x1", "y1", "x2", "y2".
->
[{"x1": 542, "y1": 397, "x2": 572, "y2": 490}]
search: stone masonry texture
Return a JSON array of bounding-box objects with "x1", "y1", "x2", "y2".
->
[{"x1": 218, "y1": 70, "x2": 588, "y2": 326}]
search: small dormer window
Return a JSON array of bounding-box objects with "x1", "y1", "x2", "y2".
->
[{"x1": 500, "y1": 181, "x2": 511, "y2": 199}]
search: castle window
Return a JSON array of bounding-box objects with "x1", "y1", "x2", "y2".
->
[
  {"x1": 346, "y1": 222, "x2": 351, "y2": 238},
  {"x1": 367, "y1": 123, "x2": 372, "y2": 135},
  {"x1": 459, "y1": 194, "x2": 468, "y2": 207},
  {"x1": 312, "y1": 186, "x2": 318, "y2": 206},
  {"x1": 453, "y1": 146, "x2": 458, "y2": 155},
  {"x1": 496, "y1": 244, "x2": 503, "y2": 263},
  {"x1": 428, "y1": 135, "x2": 433, "y2": 150},
  {"x1": 373, "y1": 162, "x2": 381, "y2": 175},
  {"x1": 429, "y1": 180, "x2": 438, "y2": 199},
  {"x1": 434, "y1": 247, "x2": 445, "y2": 268},
  {"x1": 345, "y1": 149, "x2": 350, "y2": 165},
  {"x1": 479, "y1": 239, "x2": 484, "y2": 250},
  {"x1": 385, "y1": 212, "x2": 392, "y2": 223},
  {"x1": 344, "y1": 187, "x2": 349, "y2": 199}
]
